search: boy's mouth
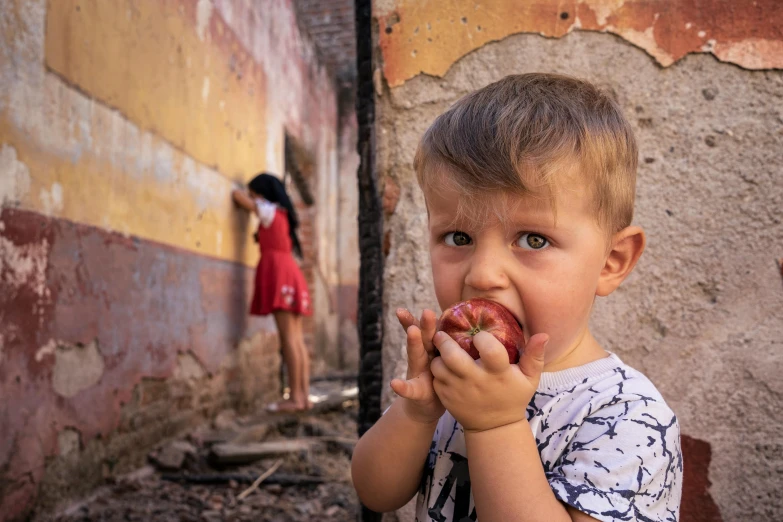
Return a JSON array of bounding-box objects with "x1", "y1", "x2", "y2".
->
[
  {"x1": 512, "y1": 315, "x2": 525, "y2": 337},
  {"x1": 486, "y1": 299, "x2": 526, "y2": 336},
  {"x1": 515, "y1": 316, "x2": 525, "y2": 331},
  {"x1": 504, "y1": 309, "x2": 526, "y2": 339}
]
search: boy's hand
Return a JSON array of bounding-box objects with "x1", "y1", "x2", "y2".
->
[
  {"x1": 390, "y1": 309, "x2": 445, "y2": 425},
  {"x1": 430, "y1": 330, "x2": 550, "y2": 433}
]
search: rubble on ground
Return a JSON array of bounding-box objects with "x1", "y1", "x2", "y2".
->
[{"x1": 53, "y1": 380, "x2": 360, "y2": 521}]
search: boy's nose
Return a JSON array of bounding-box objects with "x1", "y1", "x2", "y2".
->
[{"x1": 464, "y1": 250, "x2": 510, "y2": 292}]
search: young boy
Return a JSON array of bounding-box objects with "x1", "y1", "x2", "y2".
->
[{"x1": 351, "y1": 74, "x2": 683, "y2": 521}]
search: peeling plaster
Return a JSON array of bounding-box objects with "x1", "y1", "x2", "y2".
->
[
  {"x1": 51, "y1": 340, "x2": 105, "y2": 398},
  {"x1": 39, "y1": 182, "x2": 64, "y2": 214},
  {"x1": 0, "y1": 234, "x2": 49, "y2": 297},
  {"x1": 715, "y1": 38, "x2": 783, "y2": 70},
  {"x1": 35, "y1": 338, "x2": 57, "y2": 362},
  {"x1": 585, "y1": 0, "x2": 621, "y2": 26},
  {"x1": 0, "y1": 143, "x2": 32, "y2": 207},
  {"x1": 173, "y1": 351, "x2": 207, "y2": 381},
  {"x1": 57, "y1": 428, "x2": 81, "y2": 457},
  {"x1": 376, "y1": 0, "x2": 783, "y2": 86}
]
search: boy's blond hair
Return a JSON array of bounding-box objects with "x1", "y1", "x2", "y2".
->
[{"x1": 414, "y1": 73, "x2": 638, "y2": 235}]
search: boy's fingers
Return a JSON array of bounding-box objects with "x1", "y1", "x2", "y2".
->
[
  {"x1": 405, "y1": 325, "x2": 429, "y2": 376},
  {"x1": 390, "y1": 378, "x2": 407, "y2": 398},
  {"x1": 396, "y1": 308, "x2": 420, "y2": 330},
  {"x1": 517, "y1": 333, "x2": 550, "y2": 381},
  {"x1": 390, "y1": 376, "x2": 430, "y2": 401},
  {"x1": 429, "y1": 356, "x2": 452, "y2": 384},
  {"x1": 433, "y1": 331, "x2": 472, "y2": 378},
  {"x1": 420, "y1": 309, "x2": 437, "y2": 356},
  {"x1": 472, "y1": 331, "x2": 510, "y2": 374}
]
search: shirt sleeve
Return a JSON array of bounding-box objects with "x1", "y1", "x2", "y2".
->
[
  {"x1": 546, "y1": 399, "x2": 683, "y2": 522},
  {"x1": 255, "y1": 199, "x2": 277, "y2": 228}
]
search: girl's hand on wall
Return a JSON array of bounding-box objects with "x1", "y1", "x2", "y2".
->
[{"x1": 232, "y1": 189, "x2": 256, "y2": 213}]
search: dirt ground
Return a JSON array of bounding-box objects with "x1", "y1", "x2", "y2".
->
[{"x1": 50, "y1": 381, "x2": 361, "y2": 522}]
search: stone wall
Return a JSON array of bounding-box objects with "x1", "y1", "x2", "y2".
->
[
  {"x1": 0, "y1": 0, "x2": 352, "y2": 519},
  {"x1": 373, "y1": 1, "x2": 783, "y2": 521}
]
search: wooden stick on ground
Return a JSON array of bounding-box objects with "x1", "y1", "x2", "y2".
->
[
  {"x1": 160, "y1": 472, "x2": 329, "y2": 486},
  {"x1": 211, "y1": 439, "x2": 321, "y2": 465},
  {"x1": 237, "y1": 459, "x2": 283, "y2": 501}
]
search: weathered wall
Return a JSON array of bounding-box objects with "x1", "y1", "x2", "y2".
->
[
  {"x1": 335, "y1": 99, "x2": 361, "y2": 372},
  {"x1": 0, "y1": 0, "x2": 350, "y2": 519},
  {"x1": 373, "y1": 1, "x2": 783, "y2": 521},
  {"x1": 296, "y1": 0, "x2": 361, "y2": 370},
  {"x1": 377, "y1": 0, "x2": 783, "y2": 86}
]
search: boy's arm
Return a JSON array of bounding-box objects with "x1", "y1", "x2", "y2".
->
[
  {"x1": 430, "y1": 330, "x2": 600, "y2": 522},
  {"x1": 351, "y1": 399, "x2": 438, "y2": 512},
  {"x1": 352, "y1": 309, "x2": 445, "y2": 513},
  {"x1": 435, "y1": 330, "x2": 680, "y2": 521},
  {"x1": 465, "y1": 421, "x2": 597, "y2": 522}
]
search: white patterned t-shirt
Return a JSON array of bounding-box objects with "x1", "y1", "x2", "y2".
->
[{"x1": 415, "y1": 353, "x2": 682, "y2": 522}]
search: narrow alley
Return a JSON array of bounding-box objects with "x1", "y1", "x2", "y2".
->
[{"x1": 1, "y1": 0, "x2": 361, "y2": 520}]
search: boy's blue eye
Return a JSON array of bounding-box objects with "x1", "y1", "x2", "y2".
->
[
  {"x1": 516, "y1": 233, "x2": 548, "y2": 250},
  {"x1": 444, "y1": 231, "x2": 472, "y2": 247}
]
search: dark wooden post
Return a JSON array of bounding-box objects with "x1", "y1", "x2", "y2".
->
[{"x1": 355, "y1": 0, "x2": 384, "y2": 520}]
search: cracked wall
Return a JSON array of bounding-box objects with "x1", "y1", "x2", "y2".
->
[
  {"x1": 0, "y1": 0, "x2": 354, "y2": 519},
  {"x1": 376, "y1": 0, "x2": 783, "y2": 86},
  {"x1": 374, "y1": 2, "x2": 783, "y2": 521}
]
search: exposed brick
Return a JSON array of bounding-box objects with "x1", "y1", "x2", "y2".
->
[{"x1": 294, "y1": 0, "x2": 356, "y2": 80}]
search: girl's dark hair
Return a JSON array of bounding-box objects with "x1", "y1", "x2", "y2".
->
[{"x1": 248, "y1": 173, "x2": 303, "y2": 258}]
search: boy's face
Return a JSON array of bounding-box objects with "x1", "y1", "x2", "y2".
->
[{"x1": 425, "y1": 173, "x2": 612, "y2": 367}]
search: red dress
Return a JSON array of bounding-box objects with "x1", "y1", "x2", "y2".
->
[{"x1": 250, "y1": 207, "x2": 312, "y2": 316}]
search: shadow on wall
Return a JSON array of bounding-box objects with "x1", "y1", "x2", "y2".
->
[{"x1": 230, "y1": 188, "x2": 249, "y2": 342}]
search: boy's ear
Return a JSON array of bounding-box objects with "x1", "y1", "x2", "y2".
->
[{"x1": 596, "y1": 226, "x2": 646, "y2": 297}]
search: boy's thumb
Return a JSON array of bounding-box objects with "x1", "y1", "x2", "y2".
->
[
  {"x1": 517, "y1": 333, "x2": 549, "y2": 379},
  {"x1": 390, "y1": 378, "x2": 413, "y2": 400}
]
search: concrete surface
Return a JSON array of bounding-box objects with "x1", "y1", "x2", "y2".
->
[{"x1": 376, "y1": 26, "x2": 782, "y2": 522}]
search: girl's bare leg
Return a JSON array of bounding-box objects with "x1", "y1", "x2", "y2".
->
[
  {"x1": 293, "y1": 314, "x2": 312, "y2": 408},
  {"x1": 271, "y1": 311, "x2": 306, "y2": 411}
]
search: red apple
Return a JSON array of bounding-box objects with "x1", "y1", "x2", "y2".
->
[{"x1": 438, "y1": 298, "x2": 525, "y2": 364}]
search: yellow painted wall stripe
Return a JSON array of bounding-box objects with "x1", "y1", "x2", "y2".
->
[
  {"x1": 0, "y1": 0, "x2": 307, "y2": 265},
  {"x1": 45, "y1": 0, "x2": 271, "y2": 179},
  {"x1": 0, "y1": 109, "x2": 260, "y2": 267}
]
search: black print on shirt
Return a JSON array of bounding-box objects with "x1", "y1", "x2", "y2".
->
[
  {"x1": 417, "y1": 361, "x2": 682, "y2": 522},
  {"x1": 427, "y1": 452, "x2": 476, "y2": 522}
]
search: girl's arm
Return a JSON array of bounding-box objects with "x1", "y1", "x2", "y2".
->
[
  {"x1": 232, "y1": 189, "x2": 258, "y2": 215},
  {"x1": 351, "y1": 399, "x2": 439, "y2": 513}
]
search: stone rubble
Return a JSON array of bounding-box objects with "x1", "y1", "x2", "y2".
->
[{"x1": 53, "y1": 383, "x2": 361, "y2": 522}]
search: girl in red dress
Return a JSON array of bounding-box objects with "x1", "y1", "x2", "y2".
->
[{"x1": 232, "y1": 173, "x2": 313, "y2": 413}]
